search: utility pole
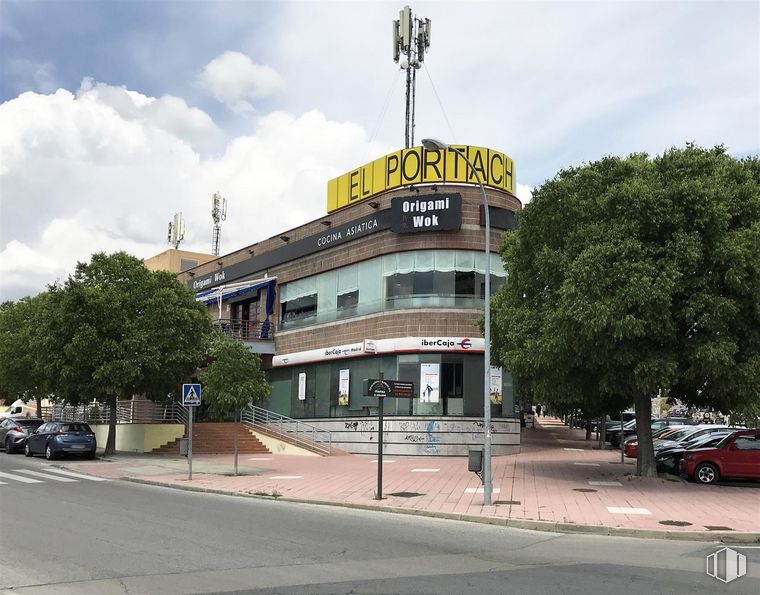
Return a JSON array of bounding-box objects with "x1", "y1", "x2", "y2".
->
[{"x1": 392, "y1": 6, "x2": 432, "y2": 148}]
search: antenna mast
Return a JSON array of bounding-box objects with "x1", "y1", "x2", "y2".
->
[
  {"x1": 167, "y1": 212, "x2": 185, "y2": 249},
  {"x1": 211, "y1": 192, "x2": 228, "y2": 256},
  {"x1": 393, "y1": 5, "x2": 431, "y2": 148}
]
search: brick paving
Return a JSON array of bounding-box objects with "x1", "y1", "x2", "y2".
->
[{"x1": 63, "y1": 417, "x2": 760, "y2": 538}]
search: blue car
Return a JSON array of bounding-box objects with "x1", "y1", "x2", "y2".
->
[{"x1": 24, "y1": 421, "x2": 97, "y2": 460}]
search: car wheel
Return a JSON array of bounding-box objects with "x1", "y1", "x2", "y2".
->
[
  {"x1": 85, "y1": 451, "x2": 96, "y2": 460},
  {"x1": 695, "y1": 463, "x2": 719, "y2": 485},
  {"x1": 24, "y1": 442, "x2": 33, "y2": 457},
  {"x1": 45, "y1": 444, "x2": 55, "y2": 460},
  {"x1": 4, "y1": 437, "x2": 13, "y2": 454}
]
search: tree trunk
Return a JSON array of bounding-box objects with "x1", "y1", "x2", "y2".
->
[
  {"x1": 585, "y1": 417, "x2": 592, "y2": 440},
  {"x1": 233, "y1": 410, "x2": 239, "y2": 476},
  {"x1": 105, "y1": 395, "x2": 117, "y2": 456},
  {"x1": 599, "y1": 422, "x2": 606, "y2": 449},
  {"x1": 634, "y1": 393, "x2": 656, "y2": 477},
  {"x1": 35, "y1": 395, "x2": 42, "y2": 418}
]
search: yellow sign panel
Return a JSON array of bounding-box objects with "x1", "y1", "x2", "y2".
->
[{"x1": 327, "y1": 145, "x2": 515, "y2": 212}]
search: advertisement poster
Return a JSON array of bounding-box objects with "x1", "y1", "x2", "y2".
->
[
  {"x1": 338, "y1": 369, "x2": 350, "y2": 406},
  {"x1": 420, "y1": 363, "x2": 440, "y2": 403},
  {"x1": 298, "y1": 372, "x2": 306, "y2": 401},
  {"x1": 489, "y1": 366, "x2": 503, "y2": 405}
]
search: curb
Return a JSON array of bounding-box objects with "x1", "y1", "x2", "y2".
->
[{"x1": 120, "y1": 477, "x2": 760, "y2": 544}]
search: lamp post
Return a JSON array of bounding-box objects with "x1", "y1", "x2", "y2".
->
[{"x1": 421, "y1": 138, "x2": 493, "y2": 506}]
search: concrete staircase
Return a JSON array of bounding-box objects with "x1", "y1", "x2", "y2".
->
[{"x1": 151, "y1": 422, "x2": 270, "y2": 455}]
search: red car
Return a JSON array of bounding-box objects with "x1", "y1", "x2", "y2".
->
[{"x1": 682, "y1": 430, "x2": 760, "y2": 484}]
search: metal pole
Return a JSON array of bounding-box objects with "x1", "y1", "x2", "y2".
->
[
  {"x1": 188, "y1": 405, "x2": 193, "y2": 481},
  {"x1": 620, "y1": 410, "x2": 625, "y2": 464},
  {"x1": 377, "y1": 371, "x2": 385, "y2": 500},
  {"x1": 450, "y1": 146, "x2": 492, "y2": 506}
]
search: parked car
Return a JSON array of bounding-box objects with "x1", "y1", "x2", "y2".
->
[
  {"x1": 655, "y1": 431, "x2": 736, "y2": 474},
  {"x1": 682, "y1": 429, "x2": 760, "y2": 484},
  {"x1": 0, "y1": 399, "x2": 37, "y2": 420},
  {"x1": 24, "y1": 421, "x2": 96, "y2": 460},
  {"x1": 654, "y1": 425, "x2": 732, "y2": 453},
  {"x1": 0, "y1": 417, "x2": 45, "y2": 453},
  {"x1": 622, "y1": 422, "x2": 697, "y2": 457}
]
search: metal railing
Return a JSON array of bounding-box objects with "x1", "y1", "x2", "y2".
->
[
  {"x1": 213, "y1": 318, "x2": 275, "y2": 341},
  {"x1": 40, "y1": 400, "x2": 187, "y2": 425},
  {"x1": 240, "y1": 405, "x2": 331, "y2": 456}
]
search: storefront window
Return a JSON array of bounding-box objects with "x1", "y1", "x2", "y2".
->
[{"x1": 279, "y1": 250, "x2": 507, "y2": 329}]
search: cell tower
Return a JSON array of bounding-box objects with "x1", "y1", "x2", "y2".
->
[
  {"x1": 167, "y1": 212, "x2": 185, "y2": 249},
  {"x1": 211, "y1": 192, "x2": 228, "y2": 256},
  {"x1": 393, "y1": 5, "x2": 431, "y2": 148}
]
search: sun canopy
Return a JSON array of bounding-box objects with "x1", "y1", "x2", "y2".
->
[{"x1": 196, "y1": 277, "x2": 276, "y2": 308}]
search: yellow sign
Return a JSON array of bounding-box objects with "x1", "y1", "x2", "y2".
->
[{"x1": 327, "y1": 145, "x2": 515, "y2": 212}]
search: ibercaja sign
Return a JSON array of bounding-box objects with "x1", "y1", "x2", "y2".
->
[{"x1": 391, "y1": 193, "x2": 462, "y2": 234}]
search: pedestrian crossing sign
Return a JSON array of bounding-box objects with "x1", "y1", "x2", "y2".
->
[{"x1": 182, "y1": 383, "x2": 202, "y2": 406}]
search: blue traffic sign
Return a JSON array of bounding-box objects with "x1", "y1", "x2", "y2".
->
[{"x1": 182, "y1": 383, "x2": 201, "y2": 406}]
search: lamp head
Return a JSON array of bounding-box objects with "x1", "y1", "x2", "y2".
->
[{"x1": 421, "y1": 138, "x2": 448, "y2": 151}]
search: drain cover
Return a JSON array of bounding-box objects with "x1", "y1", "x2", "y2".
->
[
  {"x1": 494, "y1": 500, "x2": 521, "y2": 505},
  {"x1": 388, "y1": 491, "x2": 424, "y2": 498},
  {"x1": 704, "y1": 525, "x2": 734, "y2": 531},
  {"x1": 573, "y1": 488, "x2": 598, "y2": 493},
  {"x1": 659, "y1": 520, "x2": 692, "y2": 527}
]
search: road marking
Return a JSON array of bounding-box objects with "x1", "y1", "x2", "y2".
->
[
  {"x1": 13, "y1": 469, "x2": 77, "y2": 482},
  {"x1": 464, "y1": 487, "x2": 501, "y2": 494},
  {"x1": 607, "y1": 506, "x2": 651, "y2": 515},
  {"x1": 564, "y1": 448, "x2": 584, "y2": 452},
  {"x1": 270, "y1": 475, "x2": 302, "y2": 480},
  {"x1": 0, "y1": 481, "x2": 6, "y2": 485},
  {"x1": 248, "y1": 457, "x2": 273, "y2": 461},
  {"x1": 573, "y1": 462, "x2": 601, "y2": 467},
  {"x1": 589, "y1": 481, "x2": 623, "y2": 486},
  {"x1": 0, "y1": 471, "x2": 43, "y2": 484},
  {"x1": 411, "y1": 468, "x2": 440, "y2": 472},
  {"x1": 371, "y1": 460, "x2": 396, "y2": 463},
  {"x1": 40, "y1": 468, "x2": 110, "y2": 481}
]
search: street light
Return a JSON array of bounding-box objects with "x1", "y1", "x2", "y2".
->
[{"x1": 421, "y1": 138, "x2": 493, "y2": 506}]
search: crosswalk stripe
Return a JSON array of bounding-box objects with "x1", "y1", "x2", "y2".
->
[
  {"x1": 13, "y1": 469, "x2": 78, "y2": 482},
  {"x1": 0, "y1": 481, "x2": 6, "y2": 485},
  {"x1": 40, "y1": 468, "x2": 110, "y2": 481},
  {"x1": 0, "y1": 470, "x2": 43, "y2": 484}
]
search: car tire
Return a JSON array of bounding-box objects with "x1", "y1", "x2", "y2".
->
[
  {"x1": 85, "y1": 451, "x2": 96, "y2": 460},
  {"x1": 4, "y1": 437, "x2": 13, "y2": 454},
  {"x1": 45, "y1": 444, "x2": 55, "y2": 461},
  {"x1": 24, "y1": 442, "x2": 33, "y2": 457},
  {"x1": 695, "y1": 462, "x2": 719, "y2": 485}
]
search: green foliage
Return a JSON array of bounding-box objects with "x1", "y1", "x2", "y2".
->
[
  {"x1": 199, "y1": 331, "x2": 270, "y2": 419},
  {"x1": 0, "y1": 294, "x2": 53, "y2": 410},
  {"x1": 493, "y1": 145, "x2": 760, "y2": 428},
  {"x1": 47, "y1": 252, "x2": 213, "y2": 405}
]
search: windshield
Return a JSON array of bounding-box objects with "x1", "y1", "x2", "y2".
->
[
  {"x1": 59, "y1": 423, "x2": 92, "y2": 433},
  {"x1": 663, "y1": 428, "x2": 695, "y2": 441},
  {"x1": 17, "y1": 419, "x2": 44, "y2": 428},
  {"x1": 712, "y1": 433, "x2": 737, "y2": 449}
]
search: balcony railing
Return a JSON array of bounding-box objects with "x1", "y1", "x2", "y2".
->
[{"x1": 213, "y1": 318, "x2": 274, "y2": 341}]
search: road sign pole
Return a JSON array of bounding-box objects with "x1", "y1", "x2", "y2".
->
[
  {"x1": 377, "y1": 395, "x2": 384, "y2": 500},
  {"x1": 188, "y1": 405, "x2": 193, "y2": 481}
]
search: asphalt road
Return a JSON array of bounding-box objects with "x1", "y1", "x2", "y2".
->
[{"x1": 1, "y1": 454, "x2": 758, "y2": 595}]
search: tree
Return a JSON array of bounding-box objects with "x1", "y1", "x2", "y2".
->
[
  {"x1": 492, "y1": 146, "x2": 760, "y2": 476},
  {"x1": 0, "y1": 294, "x2": 53, "y2": 416},
  {"x1": 199, "y1": 331, "x2": 270, "y2": 475},
  {"x1": 47, "y1": 252, "x2": 213, "y2": 455}
]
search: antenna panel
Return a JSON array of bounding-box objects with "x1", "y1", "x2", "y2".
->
[
  {"x1": 399, "y1": 6, "x2": 410, "y2": 49},
  {"x1": 392, "y1": 20, "x2": 400, "y2": 62}
]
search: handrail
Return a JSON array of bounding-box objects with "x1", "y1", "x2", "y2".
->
[
  {"x1": 240, "y1": 405, "x2": 331, "y2": 456},
  {"x1": 40, "y1": 400, "x2": 187, "y2": 424},
  {"x1": 213, "y1": 318, "x2": 275, "y2": 341}
]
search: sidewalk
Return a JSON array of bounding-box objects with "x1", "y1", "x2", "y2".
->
[{"x1": 62, "y1": 417, "x2": 760, "y2": 542}]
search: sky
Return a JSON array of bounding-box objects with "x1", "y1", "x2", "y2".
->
[{"x1": 1, "y1": 0, "x2": 758, "y2": 301}]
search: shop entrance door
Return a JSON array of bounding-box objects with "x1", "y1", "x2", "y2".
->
[{"x1": 441, "y1": 362, "x2": 463, "y2": 415}]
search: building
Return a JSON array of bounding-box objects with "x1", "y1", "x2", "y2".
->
[
  {"x1": 178, "y1": 144, "x2": 522, "y2": 455},
  {"x1": 144, "y1": 248, "x2": 216, "y2": 274}
]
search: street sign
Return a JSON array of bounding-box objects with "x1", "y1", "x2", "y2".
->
[
  {"x1": 367, "y1": 379, "x2": 414, "y2": 398},
  {"x1": 182, "y1": 383, "x2": 202, "y2": 406}
]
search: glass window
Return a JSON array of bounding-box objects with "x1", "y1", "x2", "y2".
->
[{"x1": 279, "y1": 250, "x2": 507, "y2": 328}]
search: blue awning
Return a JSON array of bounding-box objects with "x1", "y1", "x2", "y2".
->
[{"x1": 196, "y1": 277, "x2": 276, "y2": 306}]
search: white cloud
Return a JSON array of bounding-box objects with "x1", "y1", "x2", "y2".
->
[
  {"x1": 0, "y1": 80, "x2": 387, "y2": 300},
  {"x1": 516, "y1": 184, "x2": 533, "y2": 206},
  {"x1": 195, "y1": 51, "x2": 285, "y2": 113}
]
